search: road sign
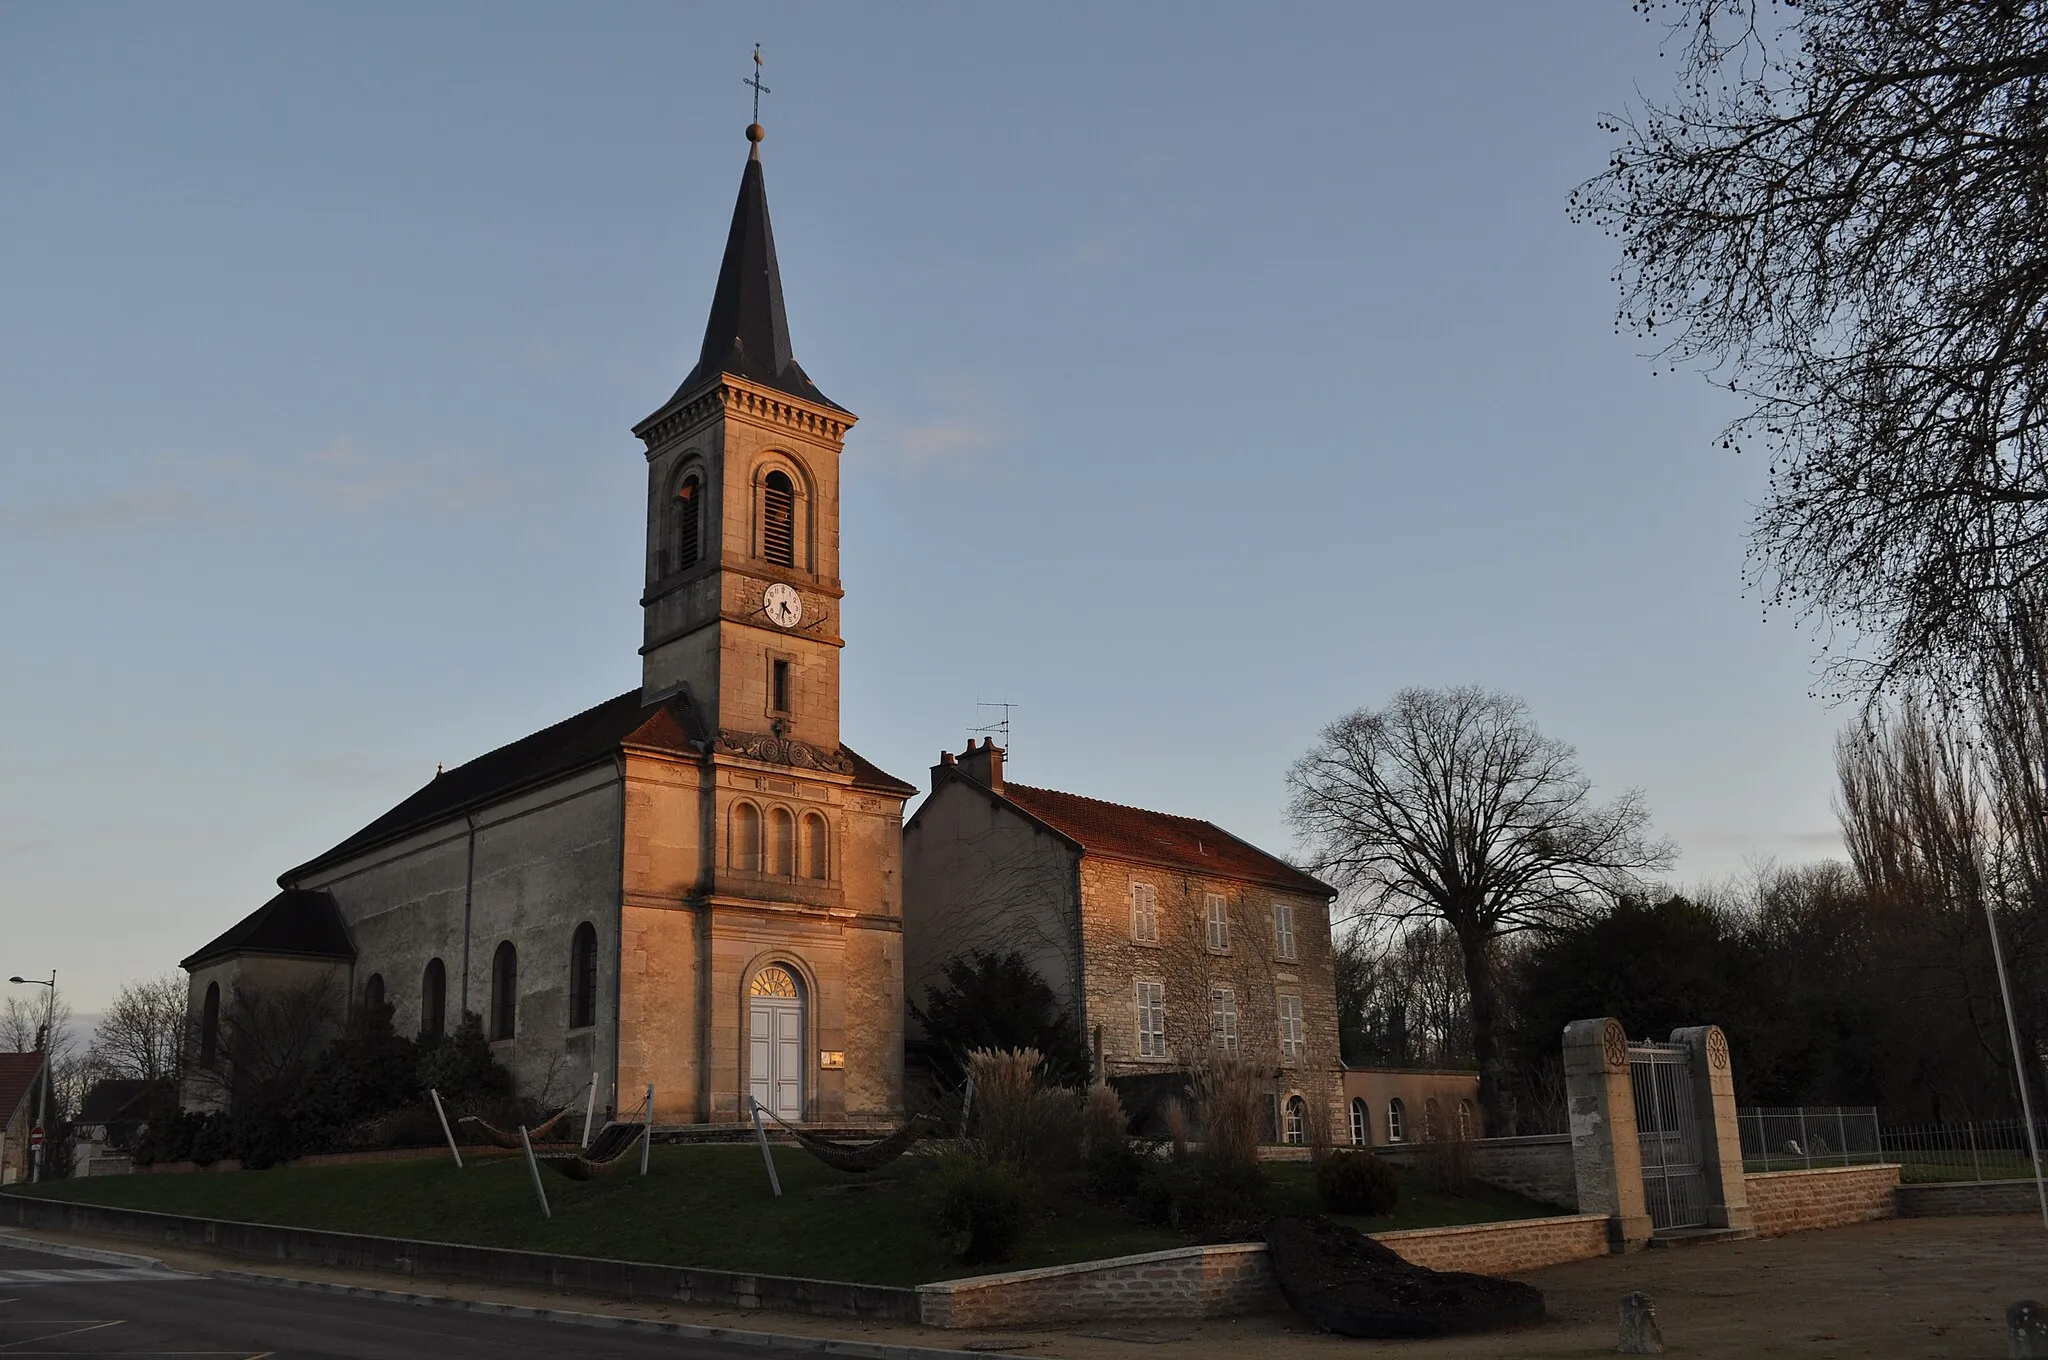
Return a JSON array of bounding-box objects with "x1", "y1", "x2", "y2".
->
[{"x1": 27, "y1": 1126, "x2": 43, "y2": 1149}]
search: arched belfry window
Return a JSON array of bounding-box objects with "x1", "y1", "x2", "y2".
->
[
  {"x1": 769, "y1": 807, "x2": 796, "y2": 877},
  {"x1": 803, "y1": 813, "x2": 830, "y2": 880},
  {"x1": 761, "y1": 470, "x2": 796, "y2": 567},
  {"x1": 674, "y1": 473, "x2": 702, "y2": 571},
  {"x1": 491, "y1": 941, "x2": 518, "y2": 1041},
  {"x1": 569, "y1": 922, "x2": 598, "y2": 1029},
  {"x1": 200, "y1": 982, "x2": 220, "y2": 1068},
  {"x1": 731, "y1": 802, "x2": 763, "y2": 872}
]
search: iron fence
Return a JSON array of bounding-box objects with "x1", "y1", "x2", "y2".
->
[
  {"x1": 1876, "y1": 1117, "x2": 2048, "y2": 1184},
  {"x1": 1737, "y1": 1106, "x2": 1884, "y2": 1172}
]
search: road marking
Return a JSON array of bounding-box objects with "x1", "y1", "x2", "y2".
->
[
  {"x1": 0, "y1": 1318, "x2": 123, "y2": 1348},
  {"x1": 0, "y1": 1268, "x2": 185, "y2": 1285}
]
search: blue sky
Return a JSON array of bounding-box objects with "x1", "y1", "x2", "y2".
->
[{"x1": 1, "y1": 3, "x2": 1847, "y2": 1013}]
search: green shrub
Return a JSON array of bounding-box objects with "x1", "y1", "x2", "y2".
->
[
  {"x1": 923, "y1": 1153, "x2": 1037, "y2": 1264},
  {"x1": 1132, "y1": 1158, "x2": 1269, "y2": 1231},
  {"x1": 1085, "y1": 1137, "x2": 1152, "y2": 1200},
  {"x1": 1315, "y1": 1149, "x2": 1400, "y2": 1216}
]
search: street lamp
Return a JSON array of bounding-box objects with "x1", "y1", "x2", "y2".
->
[{"x1": 7, "y1": 973, "x2": 54, "y2": 1184}]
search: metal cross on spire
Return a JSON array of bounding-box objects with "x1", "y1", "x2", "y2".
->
[{"x1": 745, "y1": 44, "x2": 770, "y2": 124}]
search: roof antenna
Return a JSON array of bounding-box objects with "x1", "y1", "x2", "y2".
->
[
  {"x1": 971, "y1": 700, "x2": 1016, "y2": 754},
  {"x1": 744, "y1": 43, "x2": 770, "y2": 139}
]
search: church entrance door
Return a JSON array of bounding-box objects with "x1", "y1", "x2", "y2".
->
[{"x1": 748, "y1": 966, "x2": 804, "y2": 1122}]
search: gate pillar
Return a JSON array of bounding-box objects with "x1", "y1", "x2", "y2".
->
[
  {"x1": 1670, "y1": 1025, "x2": 1754, "y2": 1233},
  {"x1": 1562, "y1": 1017, "x2": 1653, "y2": 1252}
]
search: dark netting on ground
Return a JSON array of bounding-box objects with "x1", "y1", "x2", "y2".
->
[{"x1": 1262, "y1": 1215, "x2": 1545, "y2": 1339}]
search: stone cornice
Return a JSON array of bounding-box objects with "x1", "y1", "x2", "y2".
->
[{"x1": 635, "y1": 374, "x2": 855, "y2": 451}]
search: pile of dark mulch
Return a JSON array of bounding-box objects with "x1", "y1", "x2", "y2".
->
[{"x1": 1261, "y1": 1215, "x2": 1545, "y2": 1339}]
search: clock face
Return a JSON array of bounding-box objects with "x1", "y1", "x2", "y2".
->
[{"x1": 763, "y1": 583, "x2": 802, "y2": 628}]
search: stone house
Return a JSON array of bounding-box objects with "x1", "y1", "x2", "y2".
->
[
  {"x1": 178, "y1": 121, "x2": 916, "y2": 1129},
  {"x1": 0, "y1": 1050, "x2": 47, "y2": 1185},
  {"x1": 903, "y1": 740, "x2": 1344, "y2": 1136}
]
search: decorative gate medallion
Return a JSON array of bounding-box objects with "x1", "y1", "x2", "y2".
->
[{"x1": 1629, "y1": 1041, "x2": 1707, "y2": 1231}]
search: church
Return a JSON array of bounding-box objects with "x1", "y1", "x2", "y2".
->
[{"x1": 181, "y1": 119, "x2": 916, "y2": 1128}]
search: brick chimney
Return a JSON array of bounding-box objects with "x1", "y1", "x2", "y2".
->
[{"x1": 953, "y1": 737, "x2": 1005, "y2": 793}]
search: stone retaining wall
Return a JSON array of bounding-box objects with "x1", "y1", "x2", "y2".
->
[
  {"x1": 913, "y1": 1214, "x2": 1609, "y2": 1329},
  {"x1": 1896, "y1": 1179, "x2": 2044, "y2": 1217},
  {"x1": 0, "y1": 1194, "x2": 916, "y2": 1321},
  {"x1": 1373, "y1": 1135, "x2": 1578, "y2": 1211},
  {"x1": 1743, "y1": 1164, "x2": 1900, "y2": 1237}
]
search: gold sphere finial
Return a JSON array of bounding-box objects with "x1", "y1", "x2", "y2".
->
[{"x1": 746, "y1": 123, "x2": 765, "y2": 144}]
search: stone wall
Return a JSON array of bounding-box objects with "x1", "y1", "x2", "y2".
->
[
  {"x1": 912, "y1": 1215, "x2": 1610, "y2": 1328},
  {"x1": 1896, "y1": 1179, "x2": 2044, "y2": 1217},
  {"x1": 1372, "y1": 1134, "x2": 1578, "y2": 1211},
  {"x1": 1743, "y1": 1164, "x2": 1900, "y2": 1236}
]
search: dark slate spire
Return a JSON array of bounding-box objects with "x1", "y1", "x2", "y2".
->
[{"x1": 668, "y1": 124, "x2": 842, "y2": 411}]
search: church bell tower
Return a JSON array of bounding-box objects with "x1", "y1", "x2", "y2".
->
[{"x1": 633, "y1": 121, "x2": 852, "y2": 759}]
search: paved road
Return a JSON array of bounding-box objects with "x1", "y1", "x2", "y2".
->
[{"x1": 0, "y1": 1241, "x2": 867, "y2": 1358}]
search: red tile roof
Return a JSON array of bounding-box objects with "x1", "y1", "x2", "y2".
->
[
  {"x1": 999, "y1": 782, "x2": 1331, "y2": 897},
  {"x1": 0, "y1": 1051, "x2": 46, "y2": 1129}
]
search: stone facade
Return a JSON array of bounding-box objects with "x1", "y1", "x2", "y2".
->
[
  {"x1": 1373, "y1": 1133, "x2": 1579, "y2": 1211},
  {"x1": 1744, "y1": 1164, "x2": 1901, "y2": 1236},
  {"x1": 1895, "y1": 1178, "x2": 2043, "y2": 1216},
  {"x1": 903, "y1": 744, "x2": 1342, "y2": 1131}
]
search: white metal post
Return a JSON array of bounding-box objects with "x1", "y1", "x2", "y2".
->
[
  {"x1": 749, "y1": 1097, "x2": 782, "y2": 1197},
  {"x1": 638, "y1": 1083, "x2": 653, "y2": 1176},
  {"x1": 518, "y1": 1125, "x2": 551, "y2": 1219},
  {"x1": 1983, "y1": 896, "x2": 2048, "y2": 1229},
  {"x1": 429, "y1": 1088, "x2": 463, "y2": 1168},
  {"x1": 582, "y1": 1072, "x2": 598, "y2": 1149}
]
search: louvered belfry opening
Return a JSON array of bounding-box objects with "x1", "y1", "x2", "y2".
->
[
  {"x1": 675, "y1": 476, "x2": 700, "y2": 570},
  {"x1": 762, "y1": 470, "x2": 796, "y2": 566}
]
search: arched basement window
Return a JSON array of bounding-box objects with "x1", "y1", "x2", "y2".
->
[
  {"x1": 761, "y1": 470, "x2": 795, "y2": 567},
  {"x1": 1350, "y1": 1097, "x2": 1369, "y2": 1146},
  {"x1": 420, "y1": 958, "x2": 446, "y2": 1040},
  {"x1": 200, "y1": 982, "x2": 220, "y2": 1068},
  {"x1": 732, "y1": 802, "x2": 762, "y2": 872},
  {"x1": 569, "y1": 922, "x2": 598, "y2": 1029},
  {"x1": 674, "y1": 474, "x2": 702, "y2": 571},
  {"x1": 803, "y1": 813, "x2": 829, "y2": 880},
  {"x1": 769, "y1": 807, "x2": 795, "y2": 877},
  {"x1": 491, "y1": 941, "x2": 518, "y2": 1041}
]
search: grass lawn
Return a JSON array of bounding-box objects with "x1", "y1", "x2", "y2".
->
[{"x1": 10, "y1": 1145, "x2": 1557, "y2": 1287}]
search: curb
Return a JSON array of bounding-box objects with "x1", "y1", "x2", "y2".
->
[
  {"x1": 213, "y1": 1271, "x2": 989, "y2": 1360},
  {"x1": 0, "y1": 1229, "x2": 174, "y2": 1273}
]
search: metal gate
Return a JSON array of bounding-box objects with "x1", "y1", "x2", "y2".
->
[{"x1": 1629, "y1": 1042, "x2": 1707, "y2": 1230}]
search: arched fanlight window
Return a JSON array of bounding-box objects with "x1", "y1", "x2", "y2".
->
[
  {"x1": 569, "y1": 922, "x2": 598, "y2": 1029},
  {"x1": 674, "y1": 474, "x2": 702, "y2": 571},
  {"x1": 1350, "y1": 1097, "x2": 1369, "y2": 1146},
  {"x1": 750, "y1": 964, "x2": 800, "y2": 998},
  {"x1": 769, "y1": 807, "x2": 795, "y2": 877},
  {"x1": 363, "y1": 973, "x2": 385, "y2": 1014},
  {"x1": 420, "y1": 958, "x2": 446, "y2": 1040},
  {"x1": 1387, "y1": 1097, "x2": 1407, "y2": 1144},
  {"x1": 200, "y1": 981, "x2": 220, "y2": 1068},
  {"x1": 761, "y1": 470, "x2": 796, "y2": 567},
  {"x1": 1457, "y1": 1098, "x2": 1475, "y2": 1140},
  {"x1": 803, "y1": 813, "x2": 829, "y2": 880},
  {"x1": 1283, "y1": 1095, "x2": 1308, "y2": 1146},
  {"x1": 491, "y1": 941, "x2": 518, "y2": 1041},
  {"x1": 731, "y1": 802, "x2": 762, "y2": 872}
]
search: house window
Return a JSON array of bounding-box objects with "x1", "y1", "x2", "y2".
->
[
  {"x1": 1350, "y1": 1097, "x2": 1370, "y2": 1146},
  {"x1": 674, "y1": 474, "x2": 701, "y2": 571},
  {"x1": 1205, "y1": 893, "x2": 1230, "y2": 951},
  {"x1": 363, "y1": 973, "x2": 385, "y2": 1015},
  {"x1": 1425, "y1": 1097, "x2": 1442, "y2": 1140},
  {"x1": 1277, "y1": 993, "x2": 1305, "y2": 1062},
  {"x1": 731, "y1": 802, "x2": 762, "y2": 871},
  {"x1": 1272, "y1": 901, "x2": 1297, "y2": 960},
  {"x1": 1387, "y1": 1098, "x2": 1407, "y2": 1143},
  {"x1": 769, "y1": 807, "x2": 796, "y2": 877},
  {"x1": 770, "y1": 659, "x2": 792, "y2": 714},
  {"x1": 199, "y1": 981, "x2": 220, "y2": 1068},
  {"x1": 1130, "y1": 882, "x2": 1159, "y2": 943},
  {"x1": 1284, "y1": 1095, "x2": 1307, "y2": 1146},
  {"x1": 803, "y1": 813, "x2": 830, "y2": 880},
  {"x1": 1135, "y1": 981, "x2": 1167, "y2": 1058},
  {"x1": 1458, "y1": 1098, "x2": 1475, "y2": 1140},
  {"x1": 490, "y1": 941, "x2": 518, "y2": 1041},
  {"x1": 569, "y1": 922, "x2": 598, "y2": 1030},
  {"x1": 1209, "y1": 985, "x2": 1239, "y2": 1054},
  {"x1": 762, "y1": 470, "x2": 796, "y2": 566},
  {"x1": 421, "y1": 958, "x2": 446, "y2": 1040}
]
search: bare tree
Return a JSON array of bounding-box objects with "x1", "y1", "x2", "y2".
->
[
  {"x1": 1288, "y1": 687, "x2": 1673, "y2": 1130},
  {"x1": 1573, "y1": 0, "x2": 2048, "y2": 696},
  {"x1": 189, "y1": 978, "x2": 344, "y2": 1114},
  {"x1": 89, "y1": 976, "x2": 188, "y2": 1084}
]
